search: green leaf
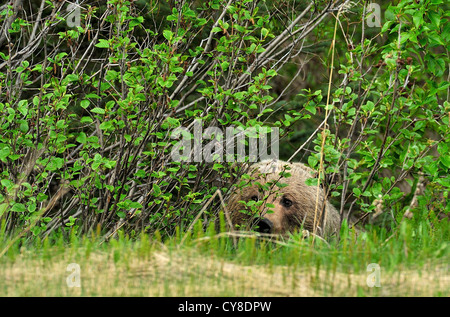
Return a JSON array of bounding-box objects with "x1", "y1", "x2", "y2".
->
[
  {"x1": 221, "y1": 61, "x2": 229, "y2": 70},
  {"x1": 85, "y1": 93, "x2": 101, "y2": 99},
  {"x1": 436, "y1": 176, "x2": 450, "y2": 188},
  {"x1": 261, "y1": 28, "x2": 269, "y2": 37},
  {"x1": 152, "y1": 183, "x2": 161, "y2": 197},
  {"x1": 0, "y1": 145, "x2": 11, "y2": 162},
  {"x1": 32, "y1": 96, "x2": 40, "y2": 106},
  {"x1": 427, "y1": 31, "x2": 444, "y2": 46},
  {"x1": 91, "y1": 107, "x2": 105, "y2": 114},
  {"x1": 65, "y1": 74, "x2": 79, "y2": 82},
  {"x1": 80, "y1": 100, "x2": 90, "y2": 109},
  {"x1": 362, "y1": 101, "x2": 375, "y2": 113},
  {"x1": 76, "y1": 132, "x2": 87, "y2": 144},
  {"x1": 427, "y1": 11, "x2": 441, "y2": 28},
  {"x1": 412, "y1": 12, "x2": 423, "y2": 28},
  {"x1": 305, "y1": 104, "x2": 317, "y2": 115},
  {"x1": 47, "y1": 157, "x2": 64, "y2": 171},
  {"x1": 19, "y1": 121, "x2": 29, "y2": 133},
  {"x1": 440, "y1": 155, "x2": 450, "y2": 168},
  {"x1": 17, "y1": 100, "x2": 28, "y2": 116},
  {"x1": 1, "y1": 179, "x2": 13, "y2": 191},
  {"x1": 129, "y1": 16, "x2": 144, "y2": 28},
  {"x1": 93, "y1": 153, "x2": 102, "y2": 161},
  {"x1": 166, "y1": 117, "x2": 180, "y2": 127},
  {"x1": 28, "y1": 202, "x2": 37, "y2": 213},
  {"x1": 163, "y1": 30, "x2": 173, "y2": 41},
  {"x1": 95, "y1": 39, "x2": 109, "y2": 48},
  {"x1": 117, "y1": 211, "x2": 126, "y2": 219},
  {"x1": 11, "y1": 202, "x2": 26, "y2": 212},
  {"x1": 99, "y1": 121, "x2": 113, "y2": 130},
  {"x1": 92, "y1": 161, "x2": 101, "y2": 171},
  {"x1": 0, "y1": 203, "x2": 8, "y2": 218},
  {"x1": 381, "y1": 21, "x2": 393, "y2": 33},
  {"x1": 129, "y1": 201, "x2": 143, "y2": 209},
  {"x1": 80, "y1": 116, "x2": 93, "y2": 124},
  {"x1": 305, "y1": 178, "x2": 319, "y2": 186}
]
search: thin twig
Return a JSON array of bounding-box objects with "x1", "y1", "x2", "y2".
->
[{"x1": 313, "y1": 5, "x2": 343, "y2": 236}]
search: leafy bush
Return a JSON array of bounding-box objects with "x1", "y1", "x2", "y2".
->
[{"x1": 0, "y1": 0, "x2": 448, "y2": 241}]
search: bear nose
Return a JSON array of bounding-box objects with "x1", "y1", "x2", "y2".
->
[{"x1": 253, "y1": 217, "x2": 273, "y2": 234}]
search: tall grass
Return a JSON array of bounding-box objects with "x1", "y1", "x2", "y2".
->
[{"x1": 0, "y1": 213, "x2": 448, "y2": 296}]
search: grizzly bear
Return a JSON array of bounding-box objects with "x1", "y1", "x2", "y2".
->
[{"x1": 227, "y1": 159, "x2": 341, "y2": 238}]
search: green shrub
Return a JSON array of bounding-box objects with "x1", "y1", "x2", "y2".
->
[{"x1": 0, "y1": 0, "x2": 447, "y2": 242}]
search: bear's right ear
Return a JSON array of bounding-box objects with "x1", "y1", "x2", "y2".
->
[
  {"x1": 250, "y1": 159, "x2": 284, "y2": 174},
  {"x1": 291, "y1": 162, "x2": 319, "y2": 178}
]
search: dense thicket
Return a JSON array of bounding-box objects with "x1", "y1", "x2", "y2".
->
[{"x1": 0, "y1": 0, "x2": 448, "y2": 240}]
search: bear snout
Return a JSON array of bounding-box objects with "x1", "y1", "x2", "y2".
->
[{"x1": 253, "y1": 217, "x2": 273, "y2": 234}]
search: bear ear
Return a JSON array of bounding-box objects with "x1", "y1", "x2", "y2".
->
[
  {"x1": 250, "y1": 159, "x2": 285, "y2": 174},
  {"x1": 291, "y1": 162, "x2": 319, "y2": 178},
  {"x1": 244, "y1": 159, "x2": 319, "y2": 178},
  {"x1": 252, "y1": 159, "x2": 319, "y2": 176}
]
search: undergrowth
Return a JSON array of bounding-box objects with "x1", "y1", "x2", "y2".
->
[{"x1": 1, "y1": 211, "x2": 447, "y2": 273}]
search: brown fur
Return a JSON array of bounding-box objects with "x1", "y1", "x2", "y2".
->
[{"x1": 227, "y1": 159, "x2": 340, "y2": 238}]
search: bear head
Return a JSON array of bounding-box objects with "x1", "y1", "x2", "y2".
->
[{"x1": 227, "y1": 159, "x2": 340, "y2": 238}]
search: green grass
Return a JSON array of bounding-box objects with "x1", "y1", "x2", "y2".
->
[{"x1": 0, "y1": 216, "x2": 448, "y2": 296}]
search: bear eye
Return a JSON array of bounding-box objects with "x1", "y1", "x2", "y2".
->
[
  {"x1": 250, "y1": 195, "x2": 259, "y2": 202},
  {"x1": 281, "y1": 197, "x2": 293, "y2": 208}
]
